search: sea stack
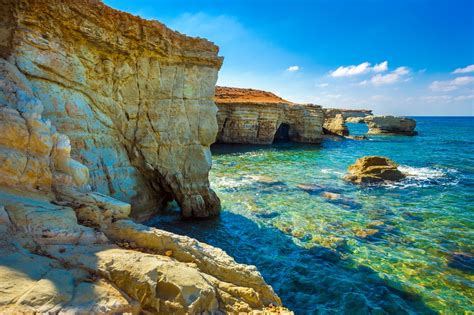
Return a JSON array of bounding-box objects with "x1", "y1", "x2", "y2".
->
[
  {"x1": 365, "y1": 115, "x2": 418, "y2": 136},
  {"x1": 344, "y1": 156, "x2": 406, "y2": 183}
]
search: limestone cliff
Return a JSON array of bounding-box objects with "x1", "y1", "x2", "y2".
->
[
  {"x1": 215, "y1": 86, "x2": 324, "y2": 144},
  {"x1": 365, "y1": 115, "x2": 417, "y2": 136},
  {"x1": 2, "y1": 0, "x2": 222, "y2": 219},
  {"x1": 0, "y1": 27, "x2": 286, "y2": 315}
]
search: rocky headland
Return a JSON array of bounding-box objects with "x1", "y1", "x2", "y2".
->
[
  {"x1": 215, "y1": 86, "x2": 324, "y2": 144},
  {"x1": 0, "y1": 1, "x2": 287, "y2": 313},
  {"x1": 2, "y1": 0, "x2": 223, "y2": 219}
]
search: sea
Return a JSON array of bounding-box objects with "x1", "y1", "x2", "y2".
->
[{"x1": 148, "y1": 117, "x2": 474, "y2": 314}]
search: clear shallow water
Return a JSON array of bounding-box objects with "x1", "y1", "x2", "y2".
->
[{"x1": 148, "y1": 117, "x2": 474, "y2": 314}]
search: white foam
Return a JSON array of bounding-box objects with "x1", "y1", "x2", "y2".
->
[{"x1": 398, "y1": 166, "x2": 446, "y2": 180}]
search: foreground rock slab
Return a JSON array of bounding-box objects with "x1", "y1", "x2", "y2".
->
[{"x1": 344, "y1": 156, "x2": 406, "y2": 183}]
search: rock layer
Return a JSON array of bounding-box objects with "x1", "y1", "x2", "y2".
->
[
  {"x1": 215, "y1": 86, "x2": 324, "y2": 144},
  {"x1": 344, "y1": 156, "x2": 406, "y2": 183},
  {"x1": 2, "y1": 0, "x2": 223, "y2": 218},
  {"x1": 365, "y1": 115, "x2": 417, "y2": 136}
]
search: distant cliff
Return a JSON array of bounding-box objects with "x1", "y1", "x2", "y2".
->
[{"x1": 215, "y1": 86, "x2": 324, "y2": 144}]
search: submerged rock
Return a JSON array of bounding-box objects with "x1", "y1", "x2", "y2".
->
[
  {"x1": 344, "y1": 156, "x2": 406, "y2": 184},
  {"x1": 365, "y1": 115, "x2": 417, "y2": 136}
]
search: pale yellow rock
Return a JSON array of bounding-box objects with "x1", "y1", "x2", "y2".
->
[
  {"x1": 2, "y1": 0, "x2": 223, "y2": 219},
  {"x1": 323, "y1": 109, "x2": 349, "y2": 136}
]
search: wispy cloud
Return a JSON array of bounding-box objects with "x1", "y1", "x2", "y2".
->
[
  {"x1": 429, "y1": 76, "x2": 474, "y2": 92},
  {"x1": 330, "y1": 61, "x2": 388, "y2": 77},
  {"x1": 452, "y1": 64, "x2": 474, "y2": 74},
  {"x1": 370, "y1": 66, "x2": 410, "y2": 86},
  {"x1": 287, "y1": 65, "x2": 300, "y2": 72}
]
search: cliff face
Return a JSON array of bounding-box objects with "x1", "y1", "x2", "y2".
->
[
  {"x1": 2, "y1": 0, "x2": 222, "y2": 219},
  {"x1": 0, "y1": 2, "x2": 286, "y2": 313},
  {"x1": 338, "y1": 109, "x2": 373, "y2": 119},
  {"x1": 215, "y1": 86, "x2": 324, "y2": 144}
]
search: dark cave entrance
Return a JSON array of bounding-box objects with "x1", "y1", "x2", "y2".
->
[{"x1": 273, "y1": 123, "x2": 290, "y2": 143}]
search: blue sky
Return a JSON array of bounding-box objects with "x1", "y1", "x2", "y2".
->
[{"x1": 104, "y1": 0, "x2": 473, "y2": 115}]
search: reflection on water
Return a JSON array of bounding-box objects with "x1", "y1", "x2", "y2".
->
[{"x1": 148, "y1": 117, "x2": 474, "y2": 314}]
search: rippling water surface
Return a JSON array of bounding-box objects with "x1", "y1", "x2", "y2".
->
[{"x1": 148, "y1": 117, "x2": 474, "y2": 314}]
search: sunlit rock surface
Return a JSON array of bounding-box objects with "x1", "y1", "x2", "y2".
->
[
  {"x1": 0, "y1": 1, "x2": 288, "y2": 313},
  {"x1": 322, "y1": 109, "x2": 349, "y2": 137},
  {"x1": 344, "y1": 156, "x2": 406, "y2": 183},
  {"x1": 215, "y1": 86, "x2": 324, "y2": 144},
  {"x1": 2, "y1": 0, "x2": 223, "y2": 218}
]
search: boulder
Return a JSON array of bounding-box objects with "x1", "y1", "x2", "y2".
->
[
  {"x1": 344, "y1": 156, "x2": 406, "y2": 183},
  {"x1": 365, "y1": 115, "x2": 417, "y2": 136}
]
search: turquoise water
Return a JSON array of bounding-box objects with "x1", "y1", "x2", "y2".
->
[{"x1": 148, "y1": 117, "x2": 474, "y2": 314}]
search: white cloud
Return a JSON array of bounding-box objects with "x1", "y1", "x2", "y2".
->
[
  {"x1": 370, "y1": 67, "x2": 411, "y2": 86},
  {"x1": 330, "y1": 62, "x2": 371, "y2": 77},
  {"x1": 373, "y1": 61, "x2": 388, "y2": 73},
  {"x1": 287, "y1": 65, "x2": 300, "y2": 72},
  {"x1": 429, "y1": 76, "x2": 474, "y2": 92},
  {"x1": 330, "y1": 61, "x2": 389, "y2": 77},
  {"x1": 452, "y1": 64, "x2": 474, "y2": 74},
  {"x1": 317, "y1": 83, "x2": 329, "y2": 87}
]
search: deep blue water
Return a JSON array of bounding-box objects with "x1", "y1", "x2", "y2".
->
[{"x1": 148, "y1": 117, "x2": 474, "y2": 314}]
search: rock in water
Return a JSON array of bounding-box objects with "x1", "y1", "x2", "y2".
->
[
  {"x1": 323, "y1": 109, "x2": 349, "y2": 136},
  {"x1": 344, "y1": 156, "x2": 406, "y2": 183},
  {"x1": 365, "y1": 115, "x2": 417, "y2": 136}
]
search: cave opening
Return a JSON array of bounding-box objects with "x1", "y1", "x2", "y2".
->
[{"x1": 273, "y1": 123, "x2": 290, "y2": 143}]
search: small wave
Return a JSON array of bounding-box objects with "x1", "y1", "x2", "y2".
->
[
  {"x1": 398, "y1": 166, "x2": 447, "y2": 180},
  {"x1": 383, "y1": 165, "x2": 459, "y2": 189}
]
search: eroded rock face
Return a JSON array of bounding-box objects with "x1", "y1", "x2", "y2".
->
[
  {"x1": 344, "y1": 156, "x2": 406, "y2": 183},
  {"x1": 215, "y1": 86, "x2": 324, "y2": 144},
  {"x1": 0, "y1": 2, "x2": 288, "y2": 313},
  {"x1": 2, "y1": 0, "x2": 222, "y2": 218},
  {"x1": 339, "y1": 109, "x2": 373, "y2": 119},
  {"x1": 365, "y1": 115, "x2": 417, "y2": 136},
  {"x1": 323, "y1": 109, "x2": 349, "y2": 136},
  {"x1": 0, "y1": 55, "x2": 287, "y2": 314}
]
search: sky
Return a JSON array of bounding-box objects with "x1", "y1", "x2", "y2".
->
[{"x1": 103, "y1": 0, "x2": 474, "y2": 116}]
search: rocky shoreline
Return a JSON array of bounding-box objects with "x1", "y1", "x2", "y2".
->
[{"x1": 0, "y1": 0, "x2": 417, "y2": 313}]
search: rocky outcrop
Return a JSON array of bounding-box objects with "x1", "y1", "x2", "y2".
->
[
  {"x1": 0, "y1": 57, "x2": 286, "y2": 314},
  {"x1": 215, "y1": 86, "x2": 324, "y2": 144},
  {"x1": 0, "y1": 2, "x2": 288, "y2": 313},
  {"x1": 344, "y1": 156, "x2": 406, "y2": 183},
  {"x1": 322, "y1": 109, "x2": 349, "y2": 136},
  {"x1": 2, "y1": 0, "x2": 222, "y2": 219},
  {"x1": 365, "y1": 115, "x2": 417, "y2": 136}
]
